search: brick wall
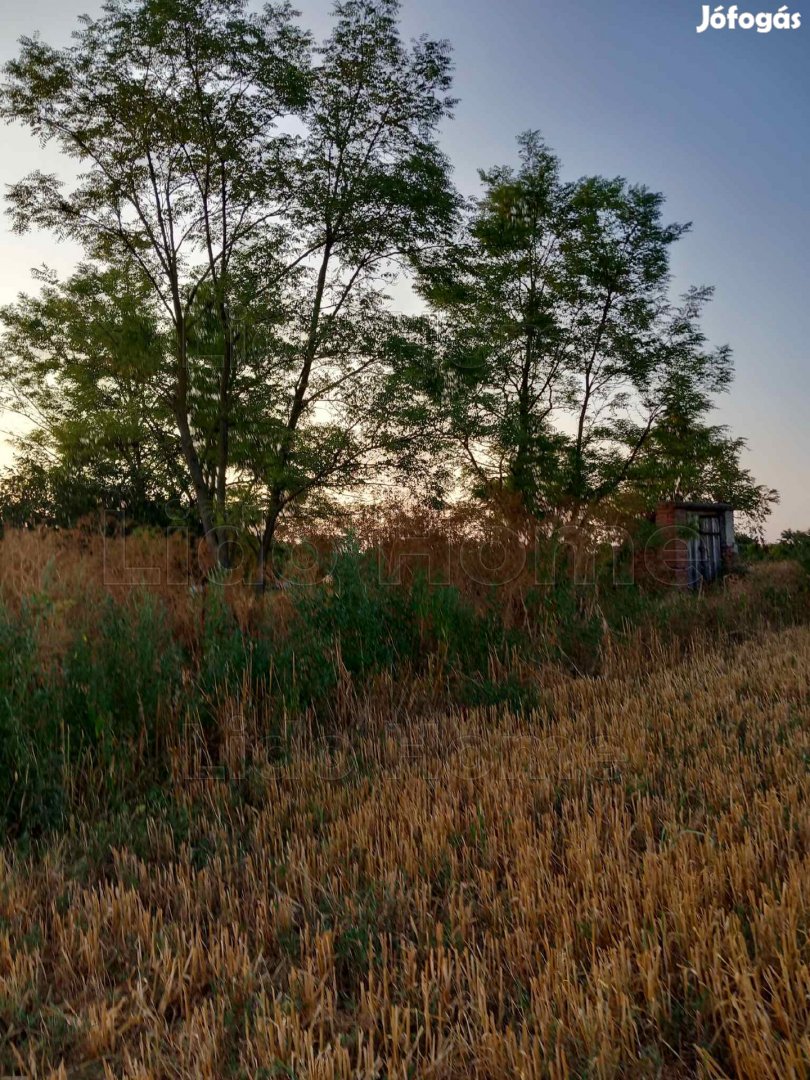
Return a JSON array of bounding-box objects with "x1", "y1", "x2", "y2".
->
[{"x1": 634, "y1": 503, "x2": 690, "y2": 589}]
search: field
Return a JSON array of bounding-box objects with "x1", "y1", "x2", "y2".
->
[
  {"x1": 0, "y1": 0, "x2": 803, "y2": 1074},
  {"x1": 1, "y1": 532, "x2": 810, "y2": 1078}
]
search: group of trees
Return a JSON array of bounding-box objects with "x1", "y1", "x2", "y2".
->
[
  {"x1": 0, "y1": 0, "x2": 776, "y2": 572},
  {"x1": 415, "y1": 132, "x2": 775, "y2": 528}
]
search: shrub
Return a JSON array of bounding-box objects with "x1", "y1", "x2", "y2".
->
[
  {"x1": 0, "y1": 592, "x2": 182, "y2": 837},
  {"x1": 2, "y1": 526, "x2": 810, "y2": 839},
  {"x1": 0, "y1": 601, "x2": 66, "y2": 835}
]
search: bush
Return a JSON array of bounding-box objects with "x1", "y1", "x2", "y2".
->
[
  {"x1": 2, "y1": 528, "x2": 810, "y2": 840},
  {"x1": 265, "y1": 538, "x2": 525, "y2": 715},
  {"x1": 62, "y1": 593, "x2": 181, "y2": 749},
  {"x1": 0, "y1": 601, "x2": 66, "y2": 835},
  {"x1": 0, "y1": 592, "x2": 182, "y2": 838},
  {"x1": 773, "y1": 530, "x2": 810, "y2": 575}
]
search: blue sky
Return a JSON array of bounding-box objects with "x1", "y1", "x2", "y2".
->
[{"x1": 1, "y1": 0, "x2": 807, "y2": 536}]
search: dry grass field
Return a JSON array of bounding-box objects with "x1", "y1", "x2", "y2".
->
[
  {"x1": 1, "y1": 0, "x2": 803, "y2": 1072},
  {"x1": 2, "y1": 583, "x2": 810, "y2": 1077}
]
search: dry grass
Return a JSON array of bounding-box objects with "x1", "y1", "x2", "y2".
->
[
  {"x1": 2, "y1": 614, "x2": 810, "y2": 1077},
  {"x1": 0, "y1": 527, "x2": 280, "y2": 660}
]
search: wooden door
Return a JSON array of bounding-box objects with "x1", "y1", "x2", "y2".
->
[{"x1": 698, "y1": 514, "x2": 722, "y2": 583}]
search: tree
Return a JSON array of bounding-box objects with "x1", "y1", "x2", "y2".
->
[
  {"x1": 2, "y1": 0, "x2": 458, "y2": 578},
  {"x1": 1, "y1": 0, "x2": 311, "y2": 557},
  {"x1": 623, "y1": 413, "x2": 778, "y2": 534},
  {"x1": 0, "y1": 263, "x2": 188, "y2": 524},
  {"x1": 417, "y1": 132, "x2": 774, "y2": 528},
  {"x1": 247, "y1": 0, "x2": 457, "y2": 575}
]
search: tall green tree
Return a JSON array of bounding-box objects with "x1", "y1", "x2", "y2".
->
[
  {"x1": 248, "y1": 0, "x2": 457, "y2": 573},
  {"x1": 0, "y1": 263, "x2": 187, "y2": 524},
  {"x1": 1, "y1": 0, "x2": 457, "y2": 576},
  {"x1": 1, "y1": 0, "x2": 311, "y2": 556},
  {"x1": 417, "y1": 132, "x2": 773, "y2": 527}
]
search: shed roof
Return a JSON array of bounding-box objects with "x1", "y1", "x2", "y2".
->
[{"x1": 664, "y1": 500, "x2": 733, "y2": 513}]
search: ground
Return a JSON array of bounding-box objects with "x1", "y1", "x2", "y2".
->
[{"x1": 2, "y1": 617, "x2": 810, "y2": 1078}]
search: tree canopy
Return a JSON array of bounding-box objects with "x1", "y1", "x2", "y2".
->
[
  {"x1": 0, "y1": 4, "x2": 775, "y2": 557},
  {"x1": 416, "y1": 132, "x2": 775, "y2": 530}
]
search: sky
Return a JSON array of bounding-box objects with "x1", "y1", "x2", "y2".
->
[{"x1": 0, "y1": 0, "x2": 807, "y2": 537}]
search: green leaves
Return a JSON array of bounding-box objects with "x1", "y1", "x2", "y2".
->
[
  {"x1": 1, "y1": 7, "x2": 772, "y2": 543},
  {"x1": 0, "y1": 262, "x2": 182, "y2": 524},
  {"x1": 1, "y1": 0, "x2": 458, "y2": 553},
  {"x1": 415, "y1": 131, "x2": 770, "y2": 525}
]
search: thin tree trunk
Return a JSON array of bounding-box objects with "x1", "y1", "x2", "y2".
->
[
  {"x1": 257, "y1": 492, "x2": 283, "y2": 592},
  {"x1": 215, "y1": 305, "x2": 233, "y2": 568},
  {"x1": 174, "y1": 317, "x2": 219, "y2": 565},
  {"x1": 512, "y1": 328, "x2": 535, "y2": 507},
  {"x1": 257, "y1": 237, "x2": 334, "y2": 590}
]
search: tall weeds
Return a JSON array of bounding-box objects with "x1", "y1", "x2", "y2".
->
[{"x1": 1, "y1": 525, "x2": 808, "y2": 840}]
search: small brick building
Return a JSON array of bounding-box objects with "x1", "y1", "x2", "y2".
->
[{"x1": 637, "y1": 501, "x2": 737, "y2": 589}]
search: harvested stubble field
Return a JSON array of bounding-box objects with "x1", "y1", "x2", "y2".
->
[{"x1": 2, "y1": 609, "x2": 810, "y2": 1077}]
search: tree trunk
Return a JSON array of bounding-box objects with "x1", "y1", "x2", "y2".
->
[
  {"x1": 256, "y1": 238, "x2": 334, "y2": 591},
  {"x1": 257, "y1": 492, "x2": 283, "y2": 592},
  {"x1": 214, "y1": 306, "x2": 233, "y2": 569},
  {"x1": 174, "y1": 317, "x2": 219, "y2": 567}
]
